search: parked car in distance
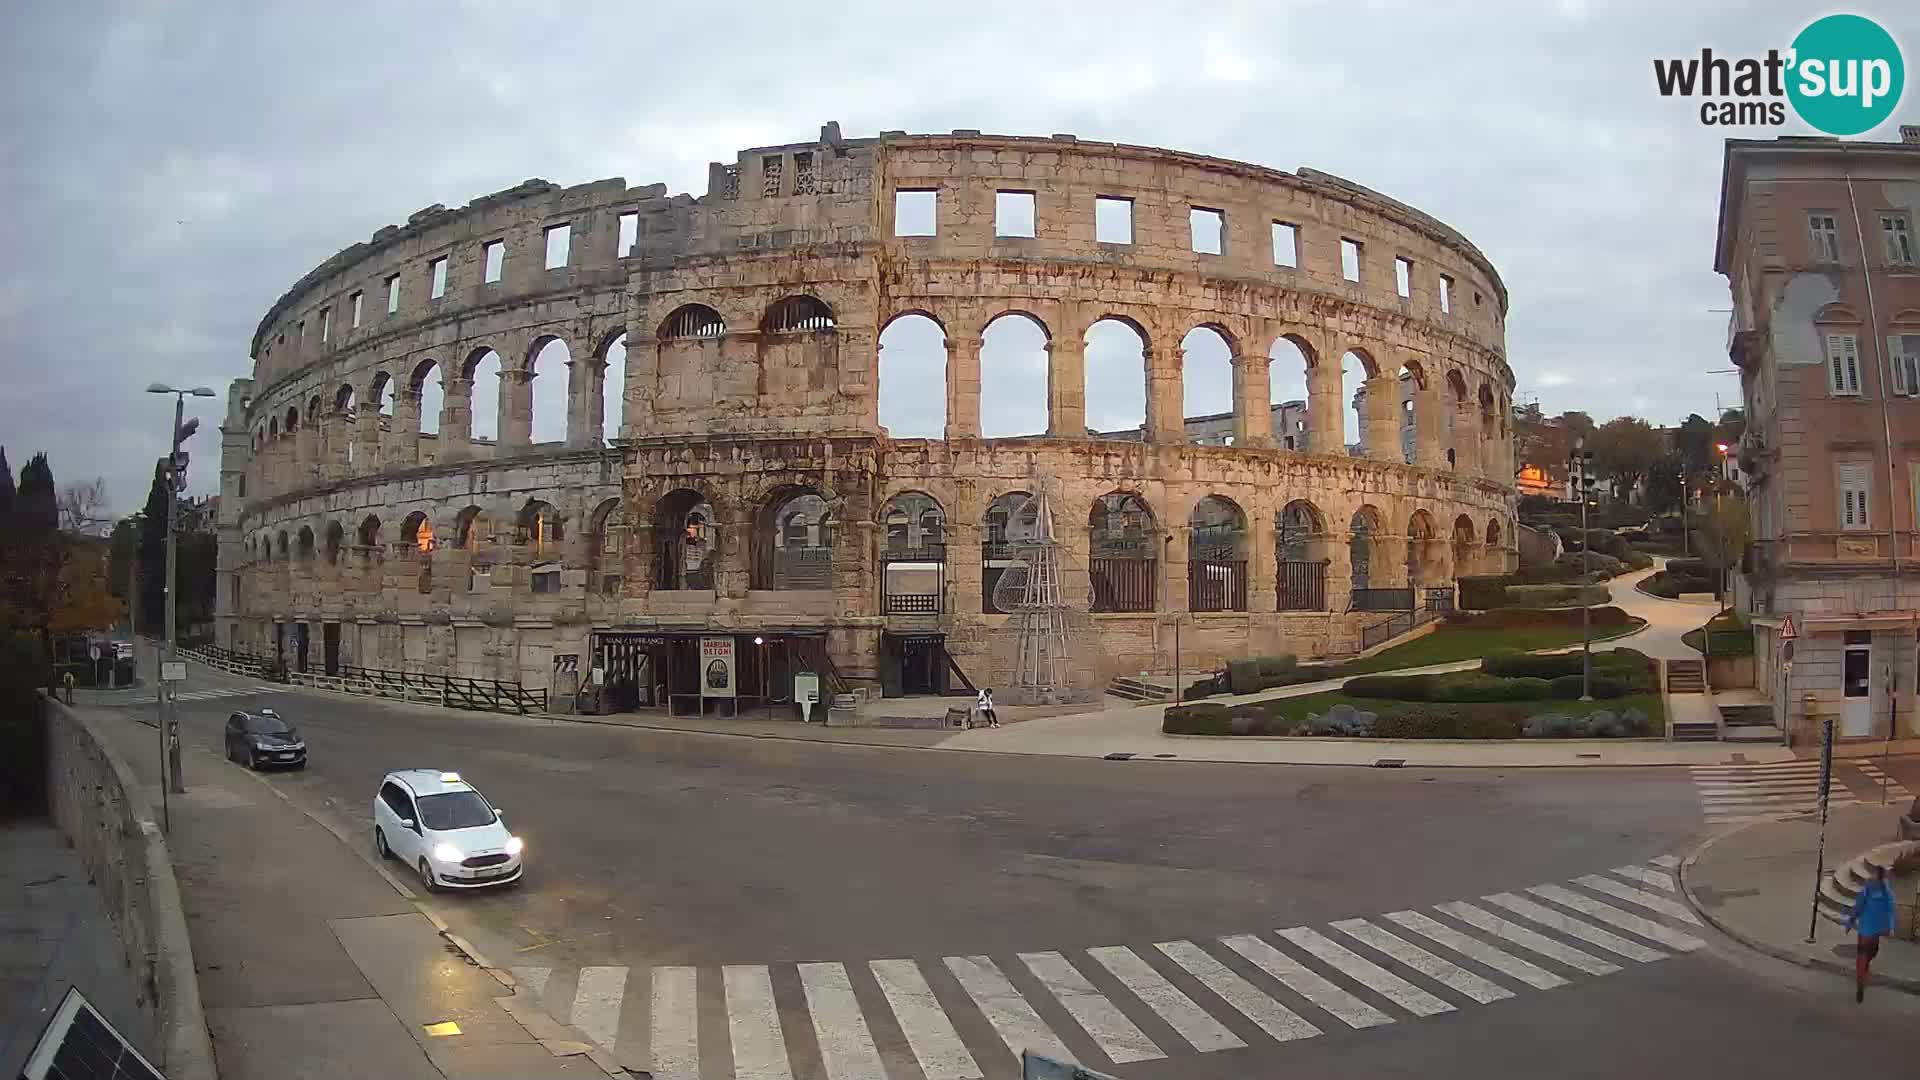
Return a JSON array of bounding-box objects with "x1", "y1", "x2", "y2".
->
[
  {"x1": 224, "y1": 708, "x2": 305, "y2": 770},
  {"x1": 372, "y1": 769, "x2": 523, "y2": 892}
]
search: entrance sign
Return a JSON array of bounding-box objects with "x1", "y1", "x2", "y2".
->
[
  {"x1": 700, "y1": 637, "x2": 736, "y2": 698},
  {"x1": 160, "y1": 661, "x2": 187, "y2": 682},
  {"x1": 794, "y1": 672, "x2": 820, "y2": 723}
]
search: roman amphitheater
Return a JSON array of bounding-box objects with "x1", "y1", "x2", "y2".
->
[{"x1": 215, "y1": 123, "x2": 1517, "y2": 715}]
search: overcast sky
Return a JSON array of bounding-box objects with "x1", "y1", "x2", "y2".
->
[{"x1": 3, "y1": 0, "x2": 1909, "y2": 514}]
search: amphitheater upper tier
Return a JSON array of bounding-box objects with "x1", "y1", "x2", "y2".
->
[{"x1": 217, "y1": 123, "x2": 1519, "y2": 705}]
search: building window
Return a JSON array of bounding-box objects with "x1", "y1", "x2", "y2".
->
[
  {"x1": 1394, "y1": 256, "x2": 1413, "y2": 298},
  {"x1": 483, "y1": 240, "x2": 504, "y2": 283},
  {"x1": 1838, "y1": 461, "x2": 1871, "y2": 530},
  {"x1": 1882, "y1": 213, "x2": 1915, "y2": 266},
  {"x1": 1096, "y1": 196, "x2": 1133, "y2": 244},
  {"x1": 894, "y1": 190, "x2": 936, "y2": 237},
  {"x1": 793, "y1": 152, "x2": 815, "y2": 195},
  {"x1": 386, "y1": 274, "x2": 400, "y2": 315},
  {"x1": 531, "y1": 567, "x2": 561, "y2": 594},
  {"x1": 1439, "y1": 274, "x2": 1453, "y2": 313},
  {"x1": 319, "y1": 306, "x2": 330, "y2": 343},
  {"x1": 1826, "y1": 334, "x2": 1862, "y2": 396},
  {"x1": 1189, "y1": 207, "x2": 1224, "y2": 255},
  {"x1": 1271, "y1": 222, "x2": 1297, "y2": 267},
  {"x1": 429, "y1": 256, "x2": 448, "y2": 299},
  {"x1": 544, "y1": 224, "x2": 570, "y2": 269},
  {"x1": 617, "y1": 212, "x2": 638, "y2": 257},
  {"x1": 995, "y1": 191, "x2": 1035, "y2": 237},
  {"x1": 761, "y1": 155, "x2": 783, "y2": 198},
  {"x1": 1890, "y1": 334, "x2": 1920, "y2": 396},
  {"x1": 1341, "y1": 238, "x2": 1362, "y2": 282},
  {"x1": 1808, "y1": 212, "x2": 1842, "y2": 263},
  {"x1": 350, "y1": 291, "x2": 363, "y2": 328}
]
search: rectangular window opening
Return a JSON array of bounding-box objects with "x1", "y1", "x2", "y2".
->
[
  {"x1": 1892, "y1": 334, "x2": 1920, "y2": 396},
  {"x1": 1439, "y1": 274, "x2": 1453, "y2": 313},
  {"x1": 894, "y1": 190, "x2": 936, "y2": 237},
  {"x1": 1394, "y1": 256, "x2": 1413, "y2": 298},
  {"x1": 319, "y1": 307, "x2": 330, "y2": 343},
  {"x1": 1826, "y1": 333, "x2": 1862, "y2": 396},
  {"x1": 995, "y1": 191, "x2": 1036, "y2": 238},
  {"x1": 1340, "y1": 238, "x2": 1362, "y2": 282},
  {"x1": 1809, "y1": 212, "x2": 1842, "y2": 263},
  {"x1": 544, "y1": 224, "x2": 571, "y2": 270},
  {"x1": 1882, "y1": 213, "x2": 1915, "y2": 265},
  {"x1": 1271, "y1": 221, "x2": 1297, "y2": 267},
  {"x1": 617, "y1": 212, "x2": 639, "y2": 257},
  {"x1": 483, "y1": 240, "x2": 504, "y2": 283},
  {"x1": 1096, "y1": 196, "x2": 1133, "y2": 244},
  {"x1": 1190, "y1": 207, "x2": 1224, "y2": 255},
  {"x1": 1838, "y1": 461, "x2": 1871, "y2": 530},
  {"x1": 386, "y1": 275, "x2": 400, "y2": 315},
  {"x1": 429, "y1": 256, "x2": 448, "y2": 299},
  {"x1": 350, "y1": 291, "x2": 363, "y2": 328}
]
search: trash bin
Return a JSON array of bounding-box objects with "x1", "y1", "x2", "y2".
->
[{"x1": 826, "y1": 693, "x2": 857, "y2": 726}]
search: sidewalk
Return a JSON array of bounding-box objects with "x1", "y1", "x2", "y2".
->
[
  {"x1": 81, "y1": 702, "x2": 612, "y2": 1080},
  {"x1": 1681, "y1": 804, "x2": 1920, "y2": 994}
]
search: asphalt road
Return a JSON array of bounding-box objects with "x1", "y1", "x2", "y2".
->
[{"x1": 134, "y1": 672, "x2": 1917, "y2": 1078}]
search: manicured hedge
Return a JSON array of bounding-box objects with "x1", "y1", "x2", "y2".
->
[
  {"x1": 1506, "y1": 584, "x2": 1609, "y2": 608},
  {"x1": 1483, "y1": 651, "x2": 1584, "y2": 679},
  {"x1": 1162, "y1": 702, "x2": 1230, "y2": 734},
  {"x1": 1344, "y1": 674, "x2": 1436, "y2": 700},
  {"x1": 1458, "y1": 574, "x2": 1513, "y2": 610},
  {"x1": 1451, "y1": 605, "x2": 1636, "y2": 630},
  {"x1": 1549, "y1": 673, "x2": 1629, "y2": 699},
  {"x1": 1372, "y1": 708, "x2": 1524, "y2": 740},
  {"x1": 1224, "y1": 655, "x2": 1329, "y2": 695},
  {"x1": 1344, "y1": 671, "x2": 1553, "y2": 702}
]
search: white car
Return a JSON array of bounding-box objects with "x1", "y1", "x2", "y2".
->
[{"x1": 372, "y1": 769, "x2": 523, "y2": 892}]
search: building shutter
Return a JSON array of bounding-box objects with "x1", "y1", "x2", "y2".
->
[
  {"x1": 1838, "y1": 461, "x2": 1869, "y2": 529},
  {"x1": 1827, "y1": 335, "x2": 1860, "y2": 395},
  {"x1": 1891, "y1": 335, "x2": 1920, "y2": 396}
]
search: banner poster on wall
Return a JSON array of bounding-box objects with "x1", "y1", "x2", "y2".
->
[{"x1": 700, "y1": 636, "x2": 736, "y2": 698}]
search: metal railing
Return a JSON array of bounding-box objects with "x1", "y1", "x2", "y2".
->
[
  {"x1": 1357, "y1": 589, "x2": 1455, "y2": 651},
  {"x1": 1349, "y1": 587, "x2": 1415, "y2": 612},
  {"x1": 1277, "y1": 560, "x2": 1328, "y2": 611},
  {"x1": 1091, "y1": 557, "x2": 1156, "y2": 613},
  {"x1": 175, "y1": 644, "x2": 272, "y2": 679},
  {"x1": 175, "y1": 645, "x2": 546, "y2": 714},
  {"x1": 1188, "y1": 558, "x2": 1248, "y2": 613}
]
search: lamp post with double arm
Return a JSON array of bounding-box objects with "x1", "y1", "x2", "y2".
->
[{"x1": 146, "y1": 382, "x2": 217, "y2": 806}]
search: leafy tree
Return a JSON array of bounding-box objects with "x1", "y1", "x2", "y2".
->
[
  {"x1": 58, "y1": 478, "x2": 110, "y2": 535},
  {"x1": 14, "y1": 453, "x2": 57, "y2": 544},
  {"x1": 1674, "y1": 414, "x2": 1718, "y2": 485},
  {"x1": 137, "y1": 458, "x2": 170, "y2": 635},
  {"x1": 1645, "y1": 450, "x2": 1686, "y2": 515},
  {"x1": 1511, "y1": 404, "x2": 1571, "y2": 483},
  {"x1": 1559, "y1": 411, "x2": 1596, "y2": 445},
  {"x1": 1589, "y1": 416, "x2": 1663, "y2": 501},
  {"x1": 0, "y1": 447, "x2": 13, "y2": 546}
]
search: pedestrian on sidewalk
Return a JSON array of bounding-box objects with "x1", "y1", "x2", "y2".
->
[
  {"x1": 976, "y1": 687, "x2": 999, "y2": 728},
  {"x1": 1845, "y1": 862, "x2": 1895, "y2": 1003}
]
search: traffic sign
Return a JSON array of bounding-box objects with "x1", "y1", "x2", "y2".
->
[
  {"x1": 1779, "y1": 614, "x2": 1797, "y2": 641},
  {"x1": 88, "y1": 643, "x2": 101, "y2": 661},
  {"x1": 160, "y1": 661, "x2": 187, "y2": 682},
  {"x1": 1781, "y1": 640, "x2": 1795, "y2": 663}
]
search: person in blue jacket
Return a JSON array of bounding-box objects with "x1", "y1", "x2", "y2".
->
[{"x1": 1845, "y1": 861, "x2": 1896, "y2": 1003}]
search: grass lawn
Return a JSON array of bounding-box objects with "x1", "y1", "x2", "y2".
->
[
  {"x1": 1247, "y1": 689, "x2": 1663, "y2": 729},
  {"x1": 1337, "y1": 619, "x2": 1648, "y2": 675}
]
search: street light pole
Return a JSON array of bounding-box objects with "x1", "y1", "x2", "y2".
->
[
  {"x1": 1573, "y1": 437, "x2": 1592, "y2": 701},
  {"x1": 148, "y1": 383, "x2": 216, "y2": 798}
]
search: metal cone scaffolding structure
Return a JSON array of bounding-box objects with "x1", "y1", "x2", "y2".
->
[{"x1": 992, "y1": 480, "x2": 1095, "y2": 705}]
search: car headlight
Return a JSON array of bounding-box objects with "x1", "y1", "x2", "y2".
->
[
  {"x1": 431, "y1": 843, "x2": 463, "y2": 863},
  {"x1": 505, "y1": 836, "x2": 523, "y2": 856}
]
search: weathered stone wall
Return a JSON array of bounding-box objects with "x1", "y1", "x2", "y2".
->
[{"x1": 221, "y1": 126, "x2": 1518, "y2": 691}]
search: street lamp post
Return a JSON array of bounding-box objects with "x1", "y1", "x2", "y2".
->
[
  {"x1": 147, "y1": 383, "x2": 216, "y2": 801},
  {"x1": 1572, "y1": 438, "x2": 1594, "y2": 701}
]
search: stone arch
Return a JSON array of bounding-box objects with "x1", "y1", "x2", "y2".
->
[
  {"x1": 296, "y1": 525, "x2": 315, "y2": 561},
  {"x1": 284, "y1": 405, "x2": 299, "y2": 433},
  {"x1": 324, "y1": 520, "x2": 344, "y2": 565},
  {"x1": 588, "y1": 497, "x2": 626, "y2": 594},
  {"x1": 600, "y1": 332, "x2": 628, "y2": 440},
  {"x1": 1406, "y1": 509, "x2": 1437, "y2": 586},
  {"x1": 1188, "y1": 494, "x2": 1248, "y2": 612},
  {"x1": 659, "y1": 303, "x2": 725, "y2": 340},
  {"x1": 1349, "y1": 504, "x2": 1383, "y2": 591},
  {"x1": 1089, "y1": 490, "x2": 1158, "y2": 612},
  {"x1": 454, "y1": 505, "x2": 493, "y2": 552},
  {"x1": 367, "y1": 371, "x2": 393, "y2": 420},
  {"x1": 1267, "y1": 333, "x2": 1316, "y2": 452},
  {"x1": 269, "y1": 416, "x2": 279, "y2": 438},
  {"x1": 401, "y1": 511, "x2": 435, "y2": 554},
  {"x1": 762, "y1": 295, "x2": 836, "y2": 333},
  {"x1": 652, "y1": 489, "x2": 716, "y2": 591},
  {"x1": 465, "y1": 348, "x2": 504, "y2": 442},
  {"x1": 756, "y1": 486, "x2": 833, "y2": 590},
  {"x1": 515, "y1": 498, "x2": 563, "y2": 558},
  {"x1": 305, "y1": 394, "x2": 323, "y2": 429},
  {"x1": 527, "y1": 335, "x2": 571, "y2": 444},
  {"x1": 1085, "y1": 316, "x2": 1148, "y2": 439},
  {"x1": 334, "y1": 383, "x2": 356, "y2": 415},
  {"x1": 410, "y1": 359, "x2": 443, "y2": 436},
  {"x1": 881, "y1": 491, "x2": 947, "y2": 615},
  {"x1": 357, "y1": 515, "x2": 381, "y2": 551},
  {"x1": 1486, "y1": 516, "x2": 1503, "y2": 550},
  {"x1": 275, "y1": 529, "x2": 289, "y2": 559},
  {"x1": 1452, "y1": 513, "x2": 1477, "y2": 580},
  {"x1": 878, "y1": 313, "x2": 947, "y2": 439},
  {"x1": 979, "y1": 311, "x2": 1050, "y2": 438},
  {"x1": 1277, "y1": 499, "x2": 1331, "y2": 610},
  {"x1": 982, "y1": 490, "x2": 1045, "y2": 615},
  {"x1": 1181, "y1": 326, "x2": 1234, "y2": 443}
]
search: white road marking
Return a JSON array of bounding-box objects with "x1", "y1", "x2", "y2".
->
[
  {"x1": 723, "y1": 965, "x2": 794, "y2": 1080},
  {"x1": 510, "y1": 966, "x2": 551, "y2": 998},
  {"x1": 1648, "y1": 854, "x2": 1680, "y2": 868},
  {"x1": 1219, "y1": 934, "x2": 1393, "y2": 1029},
  {"x1": 798, "y1": 962, "x2": 887, "y2": 1080},
  {"x1": 1527, "y1": 885, "x2": 1705, "y2": 952},
  {"x1": 946, "y1": 955, "x2": 1075, "y2": 1065},
  {"x1": 1573, "y1": 875, "x2": 1702, "y2": 924},
  {"x1": 569, "y1": 966, "x2": 627, "y2": 1054},
  {"x1": 1327, "y1": 920, "x2": 1512, "y2": 1005},
  {"x1": 1085, "y1": 946, "x2": 1244, "y2": 1052},
  {"x1": 1436, "y1": 901, "x2": 1620, "y2": 976},
  {"x1": 1277, "y1": 926, "x2": 1454, "y2": 1017},
  {"x1": 1020, "y1": 951, "x2": 1164, "y2": 1064},
  {"x1": 1482, "y1": 893, "x2": 1668, "y2": 962},
  {"x1": 650, "y1": 966, "x2": 699, "y2": 1080},
  {"x1": 1155, "y1": 940, "x2": 1321, "y2": 1043},
  {"x1": 1610, "y1": 865, "x2": 1675, "y2": 892},
  {"x1": 868, "y1": 959, "x2": 982, "y2": 1080},
  {"x1": 1382, "y1": 910, "x2": 1568, "y2": 990}
]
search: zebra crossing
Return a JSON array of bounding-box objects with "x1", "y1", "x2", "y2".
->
[
  {"x1": 1689, "y1": 759, "x2": 1873, "y2": 824},
  {"x1": 1857, "y1": 760, "x2": 1914, "y2": 804},
  {"x1": 509, "y1": 858, "x2": 1702, "y2": 1078},
  {"x1": 107, "y1": 685, "x2": 280, "y2": 706}
]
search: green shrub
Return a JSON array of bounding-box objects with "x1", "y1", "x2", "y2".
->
[
  {"x1": 1549, "y1": 673, "x2": 1630, "y2": 699},
  {"x1": 1162, "y1": 703, "x2": 1231, "y2": 735},
  {"x1": 1257, "y1": 654, "x2": 1299, "y2": 677},
  {"x1": 1457, "y1": 575, "x2": 1513, "y2": 610},
  {"x1": 1454, "y1": 605, "x2": 1635, "y2": 630},
  {"x1": 1344, "y1": 674, "x2": 1435, "y2": 700},
  {"x1": 1224, "y1": 660, "x2": 1263, "y2": 695},
  {"x1": 1372, "y1": 707, "x2": 1523, "y2": 739},
  {"x1": 1511, "y1": 562, "x2": 1587, "y2": 585},
  {"x1": 1184, "y1": 676, "x2": 1222, "y2": 700},
  {"x1": 1483, "y1": 652, "x2": 1585, "y2": 679},
  {"x1": 1431, "y1": 674, "x2": 1553, "y2": 701},
  {"x1": 1666, "y1": 557, "x2": 1710, "y2": 577},
  {"x1": 1504, "y1": 584, "x2": 1601, "y2": 608}
]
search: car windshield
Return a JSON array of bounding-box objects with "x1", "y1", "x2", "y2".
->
[
  {"x1": 416, "y1": 791, "x2": 495, "y2": 831},
  {"x1": 244, "y1": 715, "x2": 292, "y2": 734}
]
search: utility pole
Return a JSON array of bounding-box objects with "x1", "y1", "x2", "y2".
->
[
  {"x1": 1573, "y1": 437, "x2": 1594, "y2": 700},
  {"x1": 165, "y1": 392, "x2": 185, "y2": 796}
]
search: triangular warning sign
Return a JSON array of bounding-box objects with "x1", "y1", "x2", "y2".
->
[{"x1": 1779, "y1": 614, "x2": 1797, "y2": 641}]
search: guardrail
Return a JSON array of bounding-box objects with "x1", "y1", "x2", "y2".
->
[
  {"x1": 174, "y1": 644, "x2": 272, "y2": 680},
  {"x1": 173, "y1": 645, "x2": 547, "y2": 715}
]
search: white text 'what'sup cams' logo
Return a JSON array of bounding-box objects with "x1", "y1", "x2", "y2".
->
[{"x1": 1654, "y1": 13, "x2": 1904, "y2": 135}]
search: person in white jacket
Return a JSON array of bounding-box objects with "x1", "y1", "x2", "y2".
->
[{"x1": 975, "y1": 687, "x2": 999, "y2": 728}]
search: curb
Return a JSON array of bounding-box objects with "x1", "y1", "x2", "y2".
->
[{"x1": 1677, "y1": 822, "x2": 1920, "y2": 996}]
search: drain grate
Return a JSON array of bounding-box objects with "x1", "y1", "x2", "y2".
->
[
  {"x1": 1103, "y1": 752, "x2": 1136, "y2": 761},
  {"x1": 1153, "y1": 753, "x2": 1176, "y2": 759},
  {"x1": 1373, "y1": 758, "x2": 1406, "y2": 768}
]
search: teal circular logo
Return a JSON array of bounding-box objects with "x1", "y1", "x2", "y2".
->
[{"x1": 1787, "y1": 14, "x2": 1904, "y2": 136}]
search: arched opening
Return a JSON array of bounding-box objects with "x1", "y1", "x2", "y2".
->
[
  {"x1": 268, "y1": 417, "x2": 279, "y2": 439},
  {"x1": 980, "y1": 312, "x2": 1049, "y2": 438},
  {"x1": 530, "y1": 338, "x2": 571, "y2": 444},
  {"x1": 660, "y1": 303, "x2": 725, "y2": 341},
  {"x1": 1187, "y1": 495, "x2": 1247, "y2": 611},
  {"x1": 1085, "y1": 317, "x2": 1147, "y2": 439},
  {"x1": 1342, "y1": 349, "x2": 1376, "y2": 457},
  {"x1": 1485, "y1": 517, "x2": 1504, "y2": 574},
  {"x1": 356, "y1": 516, "x2": 381, "y2": 554},
  {"x1": 1406, "y1": 510, "x2": 1437, "y2": 587},
  {"x1": 296, "y1": 525, "x2": 316, "y2": 562},
  {"x1": 324, "y1": 521, "x2": 344, "y2": 565},
  {"x1": 1452, "y1": 514, "x2": 1477, "y2": 582},
  {"x1": 411, "y1": 360, "x2": 443, "y2": 436},
  {"x1": 881, "y1": 491, "x2": 946, "y2": 614},
  {"x1": 1181, "y1": 326, "x2": 1234, "y2": 444},
  {"x1": 878, "y1": 313, "x2": 947, "y2": 439},
  {"x1": 601, "y1": 333, "x2": 627, "y2": 440},
  {"x1": 454, "y1": 506, "x2": 492, "y2": 552},
  {"x1": 589, "y1": 498, "x2": 626, "y2": 595},
  {"x1": 284, "y1": 406, "x2": 299, "y2": 435},
  {"x1": 1479, "y1": 383, "x2": 1497, "y2": 447},
  {"x1": 516, "y1": 499, "x2": 562, "y2": 558},
  {"x1": 1089, "y1": 491, "x2": 1157, "y2": 612},
  {"x1": 402, "y1": 512, "x2": 435, "y2": 554},
  {"x1": 652, "y1": 490, "x2": 715, "y2": 591},
  {"x1": 1349, "y1": 506, "x2": 1381, "y2": 595},
  {"x1": 275, "y1": 530, "x2": 289, "y2": 560},
  {"x1": 982, "y1": 491, "x2": 1044, "y2": 615},
  {"x1": 1268, "y1": 335, "x2": 1313, "y2": 451},
  {"x1": 1446, "y1": 370, "x2": 1469, "y2": 470},
  {"x1": 1277, "y1": 500, "x2": 1330, "y2": 610},
  {"x1": 1396, "y1": 361, "x2": 1427, "y2": 465},
  {"x1": 757, "y1": 489, "x2": 833, "y2": 590},
  {"x1": 466, "y1": 349, "x2": 503, "y2": 443},
  {"x1": 763, "y1": 295, "x2": 836, "y2": 333}
]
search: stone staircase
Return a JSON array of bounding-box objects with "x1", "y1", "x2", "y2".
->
[
  {"x1": 1719, "y1": 701, "x2": 1783, "y2": 744},
  {"x1": 1816, "y1": 840, "x2": 1920, "y2": 931},
  {"x1": 1666, "y1": 658, "x2": 1706, "y2": 694},
  {"x1": 1107, "y1": 676, "x2": 1172, "y2": 703}
]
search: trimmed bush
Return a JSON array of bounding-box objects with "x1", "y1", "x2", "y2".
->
[
  {"x1": 1184, "y1": 675, "x2": 1223, "y2": 700},
  {"x1": 1224, "y1": 655, "x2": 1308, "y2": 695},
  {"x1": 1548, "y1": 673, "x2": 1630, "y2": 700},
  {"x1": 1372, "y1": 707, "x2": 1523, "y2": 740},
  {"x1": 1431, "y1": 674, "x2": 1553, "y2": 701},
  {"x1": 1162, "y1": 703, "x2": 1231, "y2": 735},
  {"x1": 1257, "y1": 655, "x2": 1299, "y2": 677},
  {"x1": 1454, "y1": 605, "x2": 1636, "y2": 630},
  {"x1": 1224, "y1": 660, "x2": 1263, "y2": 695},
  {"x1": 1666, "y1": 557, "x2": 1711, "y2": 577},
  {"x1": 1457, "y1": 574, "x2": 1513, "y2": 610},
  {"x1": 1343, "y1": 674, "x2": 1435, "y2": 700},
  {"x1": 1483, "y1": 652, "x2": 1584, "y2": 679},
  {"x1": 1505, "y1": 584, "x2": 1608, "y2": 608}
]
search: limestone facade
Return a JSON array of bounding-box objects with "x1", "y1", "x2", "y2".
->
[{"x1": 218, "y1": 125, "x2": 1517, "y2": 695}]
